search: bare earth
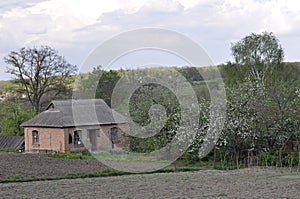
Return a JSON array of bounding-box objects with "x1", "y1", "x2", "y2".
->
[
  {"x1": 0, "y1": 152, "x2": 107, "y2": 178},
  {"x1": 0, "y1": 152, "x2": 300, "y2": 198}
]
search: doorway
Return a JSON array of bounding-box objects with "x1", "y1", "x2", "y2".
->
[{"x1": 88, "y1": 129, "x2": 97, "y2": 151}]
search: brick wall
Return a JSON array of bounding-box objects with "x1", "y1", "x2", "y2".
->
[
  {"x1": 64, "y1": 128, "x2": 86, "y2": 152},
  {"x1": 24, "y1": 124, "x2": 129, "y2": 153},
  {"x1": 24, "y1": 127, "x2": 65, "y2": 152},
  {"x1": 77, "y1": 125, "x2": 129, "y2": 152}
]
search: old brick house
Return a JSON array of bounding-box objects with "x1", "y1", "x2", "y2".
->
[{"x1": 21, "y1": 99, "x2": 129, "y2": 153}]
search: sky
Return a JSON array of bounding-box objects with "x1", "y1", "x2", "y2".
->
[{"x1": 0, "y1": 0, "x2": 300, "y2": 80}]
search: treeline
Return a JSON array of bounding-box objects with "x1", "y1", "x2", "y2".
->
[
  {"x1": 75, "y1": 61, "x2": 299, "y2": 163},
  {"x1": 74, "y1": 33, "x2": 300, "y2": 168},
  {"x1": 1, "y1": 61, "x2": 299, "y2": 167},
  {"x1": 1, "y1": 32, "x2": 300, "y2": 168}
]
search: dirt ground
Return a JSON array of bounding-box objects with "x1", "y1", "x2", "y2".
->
[
  {"x1": 0, "y1": 152, "x2": 300, "y2": 198},
  {"x1": 0, "y1": 152, "x2": 107, "y2": 178},
  {"x1": 0, "y1": 168, "x2": 300, "y2": 198}
]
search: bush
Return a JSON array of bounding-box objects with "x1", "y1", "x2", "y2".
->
[{"x1": 259, "y1": 149, "x2": 300, "y2": 167}]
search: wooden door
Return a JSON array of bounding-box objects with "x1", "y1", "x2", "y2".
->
[{"x1": 88, "y1": 129, "x2": 97, "y2": 151}]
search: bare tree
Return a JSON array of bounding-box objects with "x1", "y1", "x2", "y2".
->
[{"x1": 4, "y1": 46, "x2": 77, "y2": 112}]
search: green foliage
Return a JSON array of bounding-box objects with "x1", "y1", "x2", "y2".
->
[
  {"x1": 230, "y1": 32, "x2": 284, "y2": 85},
  {"x1": 48, "y1": 151, "x2": 94, "y2": 160},
  {"x1": 220, "y1": 32, "x2": 300, "y2": 166},
  {"x1": 96, "y1": 70, "x2": 121, "y2": 106},
  {"x1": 74, "y1": 66, "x2": 121, "y2": 106},
  {"x1": 0, "y1": 80, "x2": 10, "y2": 96},
  {"x1": 176, "y1": 153, "x2": 214, "y2": 167},
  {"x1": 49, "y1": 151, "x2": 162, "y2": 162},
  {"x1": 0, "y1": 169, "x2": 129, "y2": 183},
  {"x1": 128, "y1": 83, "x2": 180, "y2": 152},
  {"x1": 0, "y1": 167, "x2": 206, "y2": 183},
  {"x1": 232, "y1": 32, "x2": 284, "y2": 65},
  {"x1": 259, "y1": 149, "x2": 300, "y2": 167},
  {"x1": 0, "y1": 148, "x2": 18, "y2": 152},
  {"x1": 0, "y1": 100, "x2": 35, "y2": 136},
  {"x1": 72, "y1": 47, "x2": 299, "y2": 167}
]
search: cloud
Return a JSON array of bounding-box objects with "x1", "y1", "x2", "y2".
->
[
  {"x1": 0, "y1": 0, "x2": 48, "y2": 13},
  {"x1": 0, "y1": 9, "x2": 51, "y2": 53},
  {"x1": 139, "y1": 0, "x2": 184, "y2": 13},
  {"x1": 76, "y1": 0, "x2": 300, "y2": 39},
  {"x1": 0, "y1": 0, "x2": 300, "y2": 80}
]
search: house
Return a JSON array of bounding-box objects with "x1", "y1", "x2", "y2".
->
[
  {"x1": 21, "y1": 99, "x2": 129, "y2": 153},
  {"x1": 0, "y1": 136, "x2": 24, "y2": 151}
]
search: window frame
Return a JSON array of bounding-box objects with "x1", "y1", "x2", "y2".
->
[
  {"x1": 74, "y1": 130, "x2": 81, "y2": 145},
  {"x1": 32, "y1": 130, "x2": 39, "y2": 144},
  {"x1": 110, "y1": 127, "x2": 117, "y2": 141}
]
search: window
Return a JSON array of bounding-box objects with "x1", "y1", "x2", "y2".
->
[
  {"x1": 110, "y1": 127, "x2": 117, "y2": 149},
  {"x1": 32, "y1": 130, "x2": 39, "y2": 144},
  {"x1": 74, "y1": 130, "x2": 81, "y2": 145},
  {"x1": 111, "y1": 127, "x2": 117, "y2": 141},
  {"x1": 68, "y1": 134, "x2": 72, "y2": 144}
]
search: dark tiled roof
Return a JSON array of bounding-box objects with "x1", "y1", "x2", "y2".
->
[
  {"x1": 0, "y1": 136, "x2": 24, "y2": 149},
  {"x1": 21, "y1": 99, "x2": 128, "y2": 127}
]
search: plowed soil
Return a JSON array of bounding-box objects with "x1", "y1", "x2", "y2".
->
[
  {"x1": 0, "y1": 152, "x2": 300, "y2": 198},
  {"x1": 0, "y1": 152, "x2": 107, "y2": 178}
]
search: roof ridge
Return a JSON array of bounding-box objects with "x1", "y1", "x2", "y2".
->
[{"x1": 46, "y1": 98, "x2": 106, "y2": 110}]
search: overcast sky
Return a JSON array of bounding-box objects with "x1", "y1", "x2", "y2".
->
[{"x1": 0, "y1": 0, "x2": 299, "y2": 80}]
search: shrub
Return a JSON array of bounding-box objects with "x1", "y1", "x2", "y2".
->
[{"x1": 259, "y1": 149, "x2": 300, "y2": 167}]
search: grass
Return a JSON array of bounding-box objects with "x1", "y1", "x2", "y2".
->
[
  {"x1": 0, "y1": 148, "x2": 19, "y2": 153},
  {"x1": 48, "y1": 151, "x2": 170, "y2": 163},
  {"x1": 92, "y1": 151, "x2": 167, "y2": 162},
  {"x1": 2, "y1": 151, "x2": 210, "y2": 183},
  {"x1": 2, "y1": 151, "x2": 274, "y2": 183},
  {"x1": 48, "y1": 151, "x2": 95, "y2": 160},
  {"x1": 174, "y1": 159, "x2": 214, "y2": 168},
  {"x1": 0, "y1": 167, "x2": 204, "y2": 184},
  {"x1": 48, "y1": 152, "x2": 217, "y2": 171},
  {"x1": 0, "y1": 169, "x2": 127, "y2": 183},
  {"x1": 48, "y1": 152, "x2": 262, "y2": 171}
]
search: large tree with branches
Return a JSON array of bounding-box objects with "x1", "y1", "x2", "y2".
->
[
  {"x1": 230, "y1": 32, "x2": 284, "y2": 87},
  {"x1": 4, "y1": 46, "x2": 77, "y2": 112},
  {"x1": 224, "y1": 32, "x2": 299, "y2": 152}
]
